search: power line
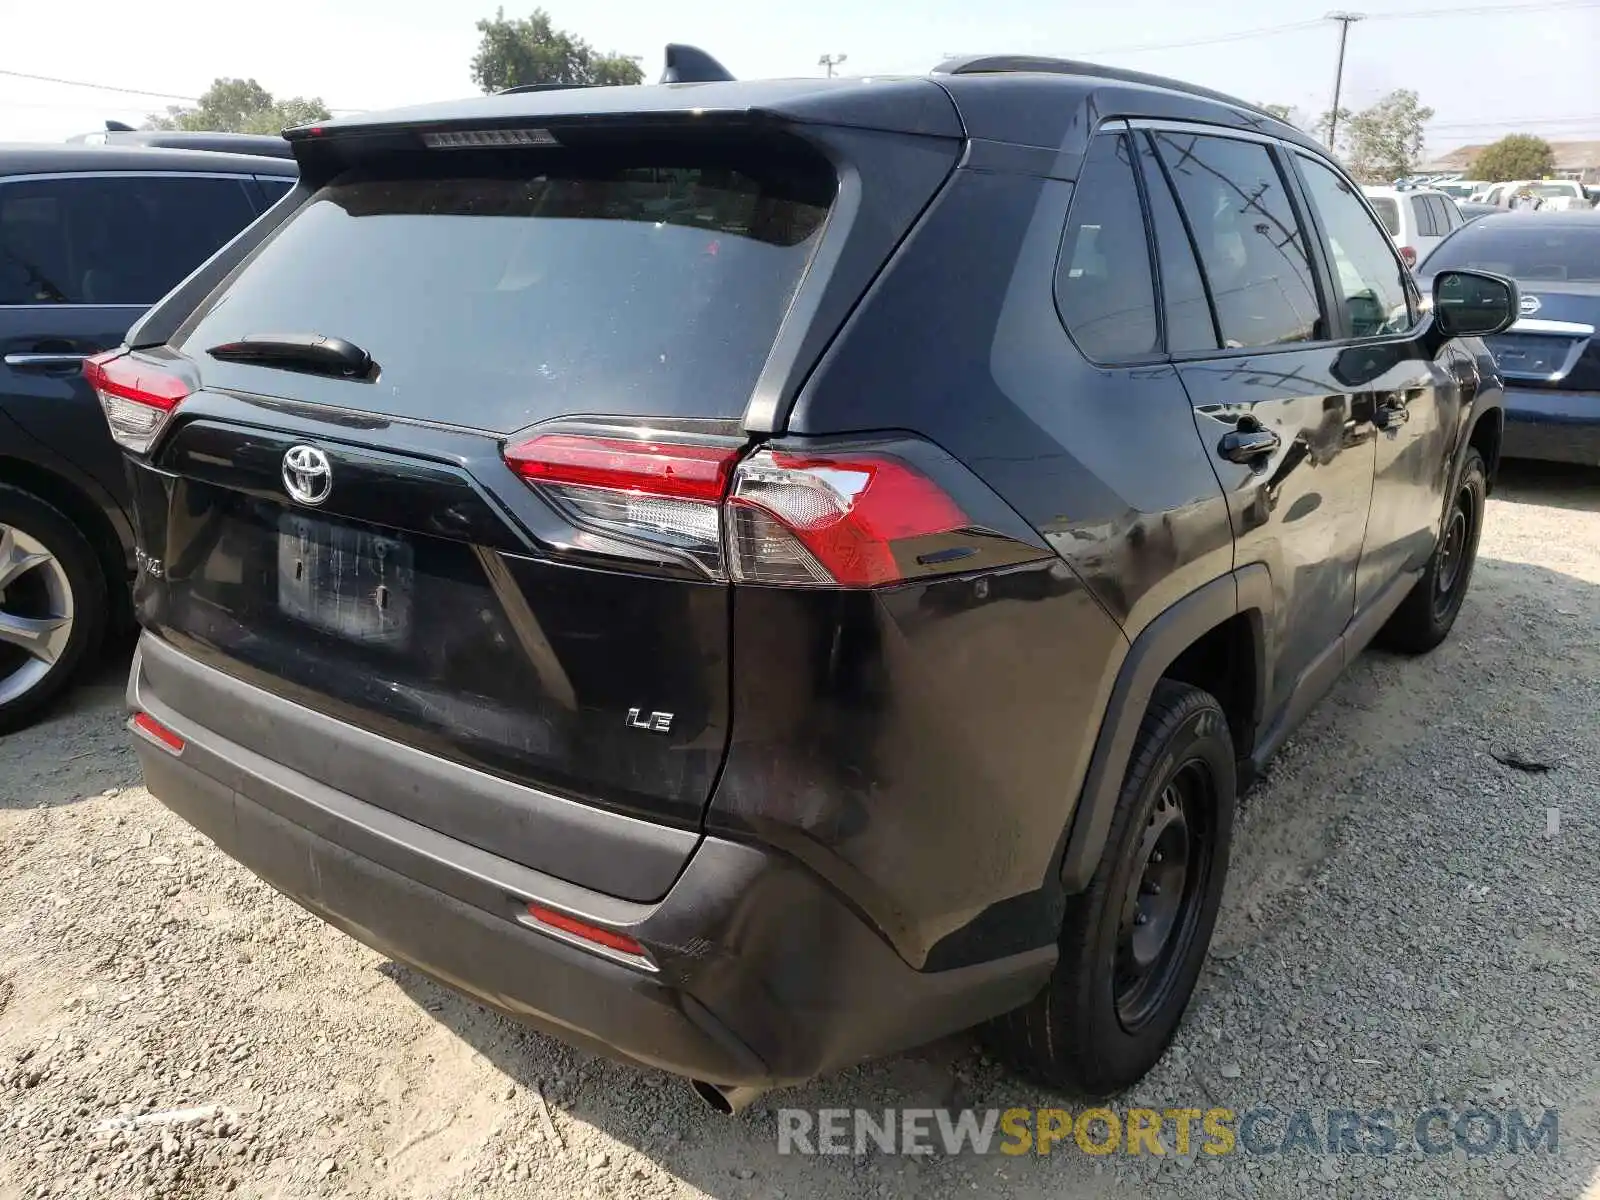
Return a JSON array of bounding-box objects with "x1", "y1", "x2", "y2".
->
[
  {"x1": 1426, "y1": 115, "x2": 1600, "y2": 129},
  {"x1": 0, "y1": 67, "x2": 198, "y2": 103},
  {"x1": 1078, "y1": 0, "x2": 1597, "y2": 57},
  {"x1": 1366, "y1": 0, "x2": 1600, "y2": 18},
  {"x1": 0, "y1": 66, "x2": 365, "y2": 113},
  {"x1": 1079, "y1": 20, "x2": 1325, "y2": 56}
]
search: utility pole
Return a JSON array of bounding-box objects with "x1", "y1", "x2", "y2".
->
[
  {"x1": 819, "y1": 53, "x2": 848, "y2": 78},
  {"x1": 1324, "y1": 12, "x2": 1364, "y2": 153}
]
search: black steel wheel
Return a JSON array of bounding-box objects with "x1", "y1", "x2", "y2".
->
[
  {"x1": 1114, "y1": 761, "x2": 1217, "y2": 1033},
  {"x1": 1379, "y1": 447, "x2": 1487, "y2": 654},
  {"x1": 984, "y1": 680, "x2": 1236, "y2": 1097}
]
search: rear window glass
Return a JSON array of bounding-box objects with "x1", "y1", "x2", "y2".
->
[
  {"x1": 1424, "y1": 224, "x2": 1600, "y2": 281},
  {"x1": 1368, "y1": 197, "x2": 1401, "y2": 236},
  {"x1": 177, "y1": 145, "x2": 835, "y2": 431}
]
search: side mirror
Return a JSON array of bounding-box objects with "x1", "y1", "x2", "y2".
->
[{"x1": 1433, "y1": 269, "x2": 1519, "y2": 338}]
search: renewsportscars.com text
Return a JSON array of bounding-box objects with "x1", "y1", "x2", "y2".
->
[{"x1": 776, "y1": 1106, "x2": 1559, "y2": 1158}]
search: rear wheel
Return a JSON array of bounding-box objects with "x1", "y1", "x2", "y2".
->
[
  {"x1": 1377, "y1": 447, "x2": 1486, "y2": 654},
  {"x1": 0, "y1": 485, "x2": 107, "y2": 733},
  {"x1": 984, "y1": 680, "x2": 1235, "y2": 1096}
]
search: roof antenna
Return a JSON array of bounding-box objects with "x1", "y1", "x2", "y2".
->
[
  {"x1": 105, "y1": 120, "x2": 135, "y2": 132},
  {"x1": 660, "y1": 44, "x2": 735, "y2": 84}
]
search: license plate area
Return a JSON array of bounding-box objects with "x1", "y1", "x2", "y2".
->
[
  {"x1": 1488, "y1": 334, "x2": 1575, "y2": 378},
  {"x1": 277, "y1": 513, "x2": 414, "y2": 645}
]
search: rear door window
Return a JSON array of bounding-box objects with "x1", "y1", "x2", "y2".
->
[
  {"x1": 1411, "y1": 195, "x2": 1439, "y2": 238},
  {"x1": 1133, "y1": 132, "x2": 1219, "y2": 353},
  {"x1": 1152, "y1": 132, "x2": 1323, "y2": 349},
  {"x1": 0, "y1": 174, "x2": 257, "y2": 305},
  {"x1": 1054, "y1": 132, "x2": 1158, "y2": 361},
  {"x1": 1368, "y1": 196, "x2": 1401, "y2": 236},
  {"x1": 176, "y1": 144, "x2": 835, "y2": 430}
]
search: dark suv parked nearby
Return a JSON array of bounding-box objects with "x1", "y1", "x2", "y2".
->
[
  {"x1": 111, "y1": 56, "x2": 1515, "y2": 1104},
  {"x1": 0, "y1": 144, "x2": 295, "y2": 728}
]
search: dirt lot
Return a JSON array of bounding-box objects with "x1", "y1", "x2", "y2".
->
[{"x1": 2, "y1": 463, "x2": 1598, "y2": 1200}]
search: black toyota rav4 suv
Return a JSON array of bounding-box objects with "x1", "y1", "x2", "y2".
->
[{"x1": 109, "y1": 55, "x2": 1515, "y2": 1103}]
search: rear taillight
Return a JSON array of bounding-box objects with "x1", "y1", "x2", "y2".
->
[
  {"x1": 1400, "y1": 245, "x2": 1418, "y2": 268},
  {"x1": 84, "y1": 351, "x2": 190, "y2": 454},
  {"x1": 727, "y1": 450, "x2": 968, "y2": 587},
  {"x1": 504, "y1": 434, "x2": 738, "y2": 577},
  {"x1": 502, "y1": 433, "x2": 978, "y2": 588}
]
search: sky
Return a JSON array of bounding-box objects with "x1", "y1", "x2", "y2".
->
[{"x1": 3, "y1": 0, "x2": 1598, "y2": 158}]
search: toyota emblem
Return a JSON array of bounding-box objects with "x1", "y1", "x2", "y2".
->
[
  {"x1": 282, "y1": 445, "x2": 333, "y2": 506},
  {"x1": 1519, "y1": 294, "x2": 1541, "y2": 316}
]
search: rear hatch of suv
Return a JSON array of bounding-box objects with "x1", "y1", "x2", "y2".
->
[{"x1": 109, "y1": 88, "x2": 965, "y2": 902}]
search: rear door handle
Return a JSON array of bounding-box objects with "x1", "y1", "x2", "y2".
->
[
  {"x1": 4, "y1": 352, "x2": 90, "y2": 372},
  {"x1": 1218, "y1": 427, "x2": 1281, "y2": 464}
]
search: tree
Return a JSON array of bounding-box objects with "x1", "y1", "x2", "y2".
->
[
  {"x1": 1260, "y1": 103, "x2": 1294, "y2": 124},
  {"x1": 147, "y1": 78, "x2": 330, "y2": 134},
  {"x1": 1318, "y1": 89, "x2": 1434, "y2": 182},
  {"x1": 470, "y1": 8, "x2": 643, "y2": 93},
  {"x1": 1473, "y1": 134, "x2": 1556, "y2": 182}
]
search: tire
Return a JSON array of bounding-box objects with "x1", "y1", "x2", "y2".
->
[
  {"x1": 984, "y1": 680, "x2": 1236, "y2": 1097},
  {"x1": 0, "y1": 484, "x2": 107, "y2": 733},
  {"x1": 1376, "y1": 447, "x2": 1486, "y2": 655}
]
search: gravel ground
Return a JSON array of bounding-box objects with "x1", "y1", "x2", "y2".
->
[{"x1": 2, "y1": 462, "x2": 1597, "y2": 1200}]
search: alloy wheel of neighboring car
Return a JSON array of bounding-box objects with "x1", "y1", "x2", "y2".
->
[
  {"x1": 0, "y1": 523, "x2": 76, "y2": 707},
  {"x1": 0, "y1": 486, "x2": 107, "y2": 733}
]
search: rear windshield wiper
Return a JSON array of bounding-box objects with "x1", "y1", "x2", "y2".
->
[{"x1": 207, "y1": 333, "x2": 373, "y2": 379}]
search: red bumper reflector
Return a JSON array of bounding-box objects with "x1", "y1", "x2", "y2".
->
[
  {"x1": 524, "y1": 904, "x2": 645, "y2": 957},
  {"x1": 132, "y1": 711, "x2": 185, "y2": 755}
]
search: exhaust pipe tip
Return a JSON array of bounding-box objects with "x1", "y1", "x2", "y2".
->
[{"x1": 690, "y1": 1079, "x2": 765, "y2": 1115}]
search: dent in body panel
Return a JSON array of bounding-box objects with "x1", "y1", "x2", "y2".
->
[
  {"x1": 1180, "y1": 348, "x2": 1376, "y2": 717},
  {"x1": 1347, "y1": 336, "x2": 1463, "y2": 609},
  {"x1": 745, "y1": 168, "x2": 1240, "y2": 968},
  {"x1": 983, "y1": 175, "x2": 1236, "y2": 641},
  {"x1": 710, "y1": 563, "x2": 1125, "y2": 969}
]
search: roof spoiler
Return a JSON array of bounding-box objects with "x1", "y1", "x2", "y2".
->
[{"x1": 660, "y1": 44, "x2": 735, "y2": 84}]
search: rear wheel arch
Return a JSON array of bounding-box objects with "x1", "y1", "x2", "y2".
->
[
  {"x1": 1059, "y1": 567, "x2": 1270, "y2": 893},
  {"x1": 1467, "y1": 406, "x2": 1503, "y2": 493}
]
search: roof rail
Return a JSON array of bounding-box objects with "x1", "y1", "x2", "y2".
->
[
  {"x1": 930, "y1": 55, "x2": 1285, "y2": 125},
  {"x1": 496, "y1": 82, "x2": 596, "y2": 95}
]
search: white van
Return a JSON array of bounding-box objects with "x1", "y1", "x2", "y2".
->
[{"x1": 1361, "y1": 186, "x2": 1467, "y2": 266}]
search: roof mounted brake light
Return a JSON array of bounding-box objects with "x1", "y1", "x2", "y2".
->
[{"x1": 421, "y1": 128, "x2": 560, "y2": 149}]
